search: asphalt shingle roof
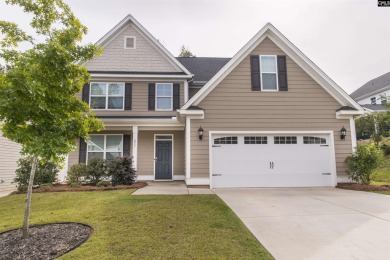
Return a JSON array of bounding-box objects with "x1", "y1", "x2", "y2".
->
[
  {"x1": 176, "y1": 57, "x2": 231, "y2": 83},
  {"x1": 361, "y1": 104, "x2": 387, "y2": 111},
  {"x1": 350, "y1": 72, "x2": 390, "y2": 100}
]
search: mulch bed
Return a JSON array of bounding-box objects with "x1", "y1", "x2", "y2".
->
[
  {"x1": 337, "y1": 183, "x2": 390, "y2": 192},
  {"x1": 0, "y1": 223, "x2": 91, "y2": 260},
  {"x1": 11, "y1": 182, "x2": 147, "y2": 194}
]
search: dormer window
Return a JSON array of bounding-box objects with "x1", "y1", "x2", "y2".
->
[{"x1": 124, "y1": 36, "x2": 136, "y2": 49}]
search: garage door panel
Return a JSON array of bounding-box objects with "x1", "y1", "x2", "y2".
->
[{"x1": 211, "y1": 134, "x2": 333, "y2": 188}]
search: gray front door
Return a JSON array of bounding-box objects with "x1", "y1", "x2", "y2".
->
[{"x1": 155, "y1": 141, "x2": 172, "y2": 180}]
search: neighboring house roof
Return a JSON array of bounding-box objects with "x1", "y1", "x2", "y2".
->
[
  {"x1": 350, "y1": 72, "x2": 390, "y2": 101},
  {"x1": 360, "y1": 104, "x2": 387, "y2": 112},
  {"x1": 176, "y1": 57, "x2": 231, "y2": 84},
  {"x1": 90, "y1": 14, "x2": 192, "y2": 76},
  {"x1": 181, "y1": 23, "x2": 363, "y2": 114}
]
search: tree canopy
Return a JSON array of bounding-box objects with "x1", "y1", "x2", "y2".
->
[
  {"x1": 179, "y1": 45, "x2": 195, "y2": 57},
  {"x1": 0, "y1": 0, "x2": 103, "y2": 164}
]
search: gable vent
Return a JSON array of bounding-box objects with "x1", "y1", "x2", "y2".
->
[{"x1": 124, "y1": 36, "x2": 136, "y2": 49}]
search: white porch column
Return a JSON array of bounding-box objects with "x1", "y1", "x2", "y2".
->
[
  {"x1": 184, "y1": 80, "x2": 189, "y2": 103},
  {"x1": 132, "y1": 125, "x2": 138, "y2": 170},
  {"x1": 185, "y1": 117, "x2": 191, "y2": 179}
]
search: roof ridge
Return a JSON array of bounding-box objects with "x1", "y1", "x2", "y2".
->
[{"x1": 176, "y1": 57, "x2": 231, "y2": 59}]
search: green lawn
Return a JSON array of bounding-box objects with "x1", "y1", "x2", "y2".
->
[
  {"x1": 0, "y1": 190, "x2": 272, "y2": 259},
  {"x1": 371, "y1": 155, "x2": 390, "y2": 186}
]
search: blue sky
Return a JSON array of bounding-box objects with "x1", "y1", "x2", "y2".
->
[{"x1": 1, "y1": 0, "x2": 389, "y2": 93}]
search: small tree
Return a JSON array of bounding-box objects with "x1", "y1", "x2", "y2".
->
[
  {"x1": 179, "y1": 45, "x2": 195, "y2": 57},
  {"x1": 345, "y1": 143, "x2": 383, "y2": 185},
  {"x1": 0, "y1": 0, "x2": 103, "y2": 237}
]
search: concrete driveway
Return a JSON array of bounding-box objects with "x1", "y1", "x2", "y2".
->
[{"x1": 214, "y1": 188, "x2": 390, "y2": 260}]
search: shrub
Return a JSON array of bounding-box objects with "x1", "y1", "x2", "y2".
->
[
  {"x1": 345, "y1": 143, "x2": 384, "y2": 185},
  {"x1": 14, "y1": 157, "x2": 59, "y2": 189},
  {"x1": 380, "y1": 143, "x2": 390, "y2": 156},
  {"x1": 107, "y1": 156, "x2": 137, "y2": 186},
  {"x1": 68, "y1": 182, "x2": 81, "y2": 188},
  {"x1": 67, "y1": 163, "x2": 87, "y2": 184},
  {"x1": 96, "y1": 180, "x2": 110, "y2": 187},
  {"x1": 86, "y1": 158, "x2": 107, "y2": 185}
]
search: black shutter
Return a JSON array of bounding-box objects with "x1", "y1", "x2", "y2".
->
[
  {"x1": 277, "y1": 56, "x2": 288, "y2": 91},
  {"x1": 123, "y1": 135, "x2": 130, "y2": 156},
  {"x1": 148, "y1": 83, "x2": 155, "y2": 110},
  {"x1": 82, "y1": 83, "x2": 90, "y2": 104},
  {"x1": 124, "y1": 83, "x2": 132, "y2": 110},
  {"x1": 173, "y1": 83, "x2": 180, "y2": 109},
  {"x1": 250, "y1": 55, "x2": 261, "y2": 91},
  {"x1": 79, "y1": 138, "x2": 87, "y2": 163}
]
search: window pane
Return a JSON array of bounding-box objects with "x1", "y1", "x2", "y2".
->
[
  {"x1": 91, "y1": 83, "x2": 106, "y2": 95},
  {"x1": 156, "y1": 84, "x2": 172, "y2": 97},
  {"x1": 262, "y1": 73, "x2": 277, "y2": 90},
  {"x1": 88, "y1": 135, "x2": 104, "y2": 151},
  {"x1": 261, "y1": 56, "x2": 276, "y2": 72},
  {"x1": 90, "y1": 97, "x2": 106, "y2": 109},
  {"x1": 106, "y1": 135, "x2": 123, "y2": 152},
  {"x1": 108, "y1": 97, "x2": 123, "y2": 109},
  {"x1": 88, "y1": 152, "x2": 104, "y2": 160},
  {"x1": 106, "y1": 152, "x2": 122, "y2": 160},
  {"x1": 108, "y1": 83, "x2": 124, "y2": 95},
  {"x1": 157, "y1": 97, "x2": 172, "y2": 110}
]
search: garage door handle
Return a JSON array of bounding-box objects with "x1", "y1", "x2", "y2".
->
[
  {"x1": 270, "y1": 162, "x2": 272, "y2": 169},
  {"x1": 272, "y1": 162, "x2": 274, "y2": 169}
]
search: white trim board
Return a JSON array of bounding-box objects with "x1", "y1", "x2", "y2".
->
[
  {"x1": 181, "y1": 23, "x2": 363, "y2": 114},
  {"x1": 208, "y1": 130, "x2": 337, "y2": 188}
]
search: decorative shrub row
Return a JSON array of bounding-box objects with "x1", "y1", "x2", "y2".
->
[
  {"x1": 67, "y1": 156, "x2": 136, "y2": 186},
  {"x1": 14, "y1": 157, "x2": 59, "y2": 191}
]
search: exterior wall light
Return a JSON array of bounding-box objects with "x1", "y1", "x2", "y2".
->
[
  {"x1": 198, "y1": 126, "x2": 204, "y2": 140},
  {"x1": 340, "y1": 126, "x2": 347, "y2": 140}
]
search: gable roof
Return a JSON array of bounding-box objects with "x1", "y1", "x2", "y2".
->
[
  {"x1": 176, "y1": 57, "x2": 231, "y2": 83},
  {"x1": 181, "y1": 23, "x2": 363, "y2": 114},
  {"x1": 92, "y1": 14, "x2": 192, "y2": 76},
  {"x1": 350, "y1": 72, "x2": 390, "y2": 100},
  {"x1": 360, "y1": 104, "x2": 387, "y2": 112}
]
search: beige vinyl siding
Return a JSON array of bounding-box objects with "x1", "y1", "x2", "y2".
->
[
  {"x1": 76, "y1": 81, "x2": 185, "y2": 118},
  {"x1": 68, "y1": 130, "x2": 185, "y2": 178},
  {"x1": 190, "y1": 37, "x2": 352, "y2": 179},
  {"x1": 0, "y1": 132, "x2": 21, "y2": 195},
  {"x1": 137, "y1": 131, "x2": 185, "y2": 177},
  {"x1": 84, "y1": 23, "x2": 180, "y2": 73}
]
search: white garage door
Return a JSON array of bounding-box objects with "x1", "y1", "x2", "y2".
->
[{"x1": 211, "y1": 134, "x2": 333, "y2": 188}]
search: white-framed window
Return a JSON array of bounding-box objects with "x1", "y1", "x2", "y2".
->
[
  {"x1": 214, "y1": 137, "x2": 238, "y2": 145},
  {"x1": 371, "y1": 97, "x2": 377, "y2": 105},
  {"x1": 90, "y1": 82, "x2": 124, "y2": 110},
  {"x1": 303, "y1": 136, "x2": 327, "y2": 144},
  {"x1": 156, "y1": 83, "x2": 173, "y2": 111},
  {"x1": 124, "y1": 36, "x2": 136, "y2": 49},
  {"x1": 260, "y1": 55, "x2": 278, "y2": 91},
  {"x1": 87, "y1": 135, "x2": 123, "y2": 161},
  {"x1": 274, "y1": 136, "x2": 297, "y2": 144},
  {"x1": 244, "y1": 136, "x2": 267, "y2": 144}
]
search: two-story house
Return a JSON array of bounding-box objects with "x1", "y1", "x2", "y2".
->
[
  {"x1": 350, "y1": 72, "x2": 390, "y2": 112},
  {"x1": 64, "y1": 14, "x2": 365, "y2": 188}
]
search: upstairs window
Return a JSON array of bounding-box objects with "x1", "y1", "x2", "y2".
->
[
  {"x1": 260, "y1": 55, "x2": 278, "y2": 91},
  {"x1": 124, "y1": 36, "x2": 136, "y2": 49},
  {"x1": 90, "y1": 83, "x2": 124, "y2": 110},
  {"x1": 156, "y1": 83, "x2": 173, "y2": 111},
  {"x1": 371, "y1": 97, "x2": 376, "y2": 105}
]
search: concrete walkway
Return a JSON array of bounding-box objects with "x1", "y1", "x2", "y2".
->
[
  {"x1": 214, "y1": 188, "x2": 390, "y2": 260},
  {"x1": 133, "y1": 181, "x2": 214, "y2": 195}
]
